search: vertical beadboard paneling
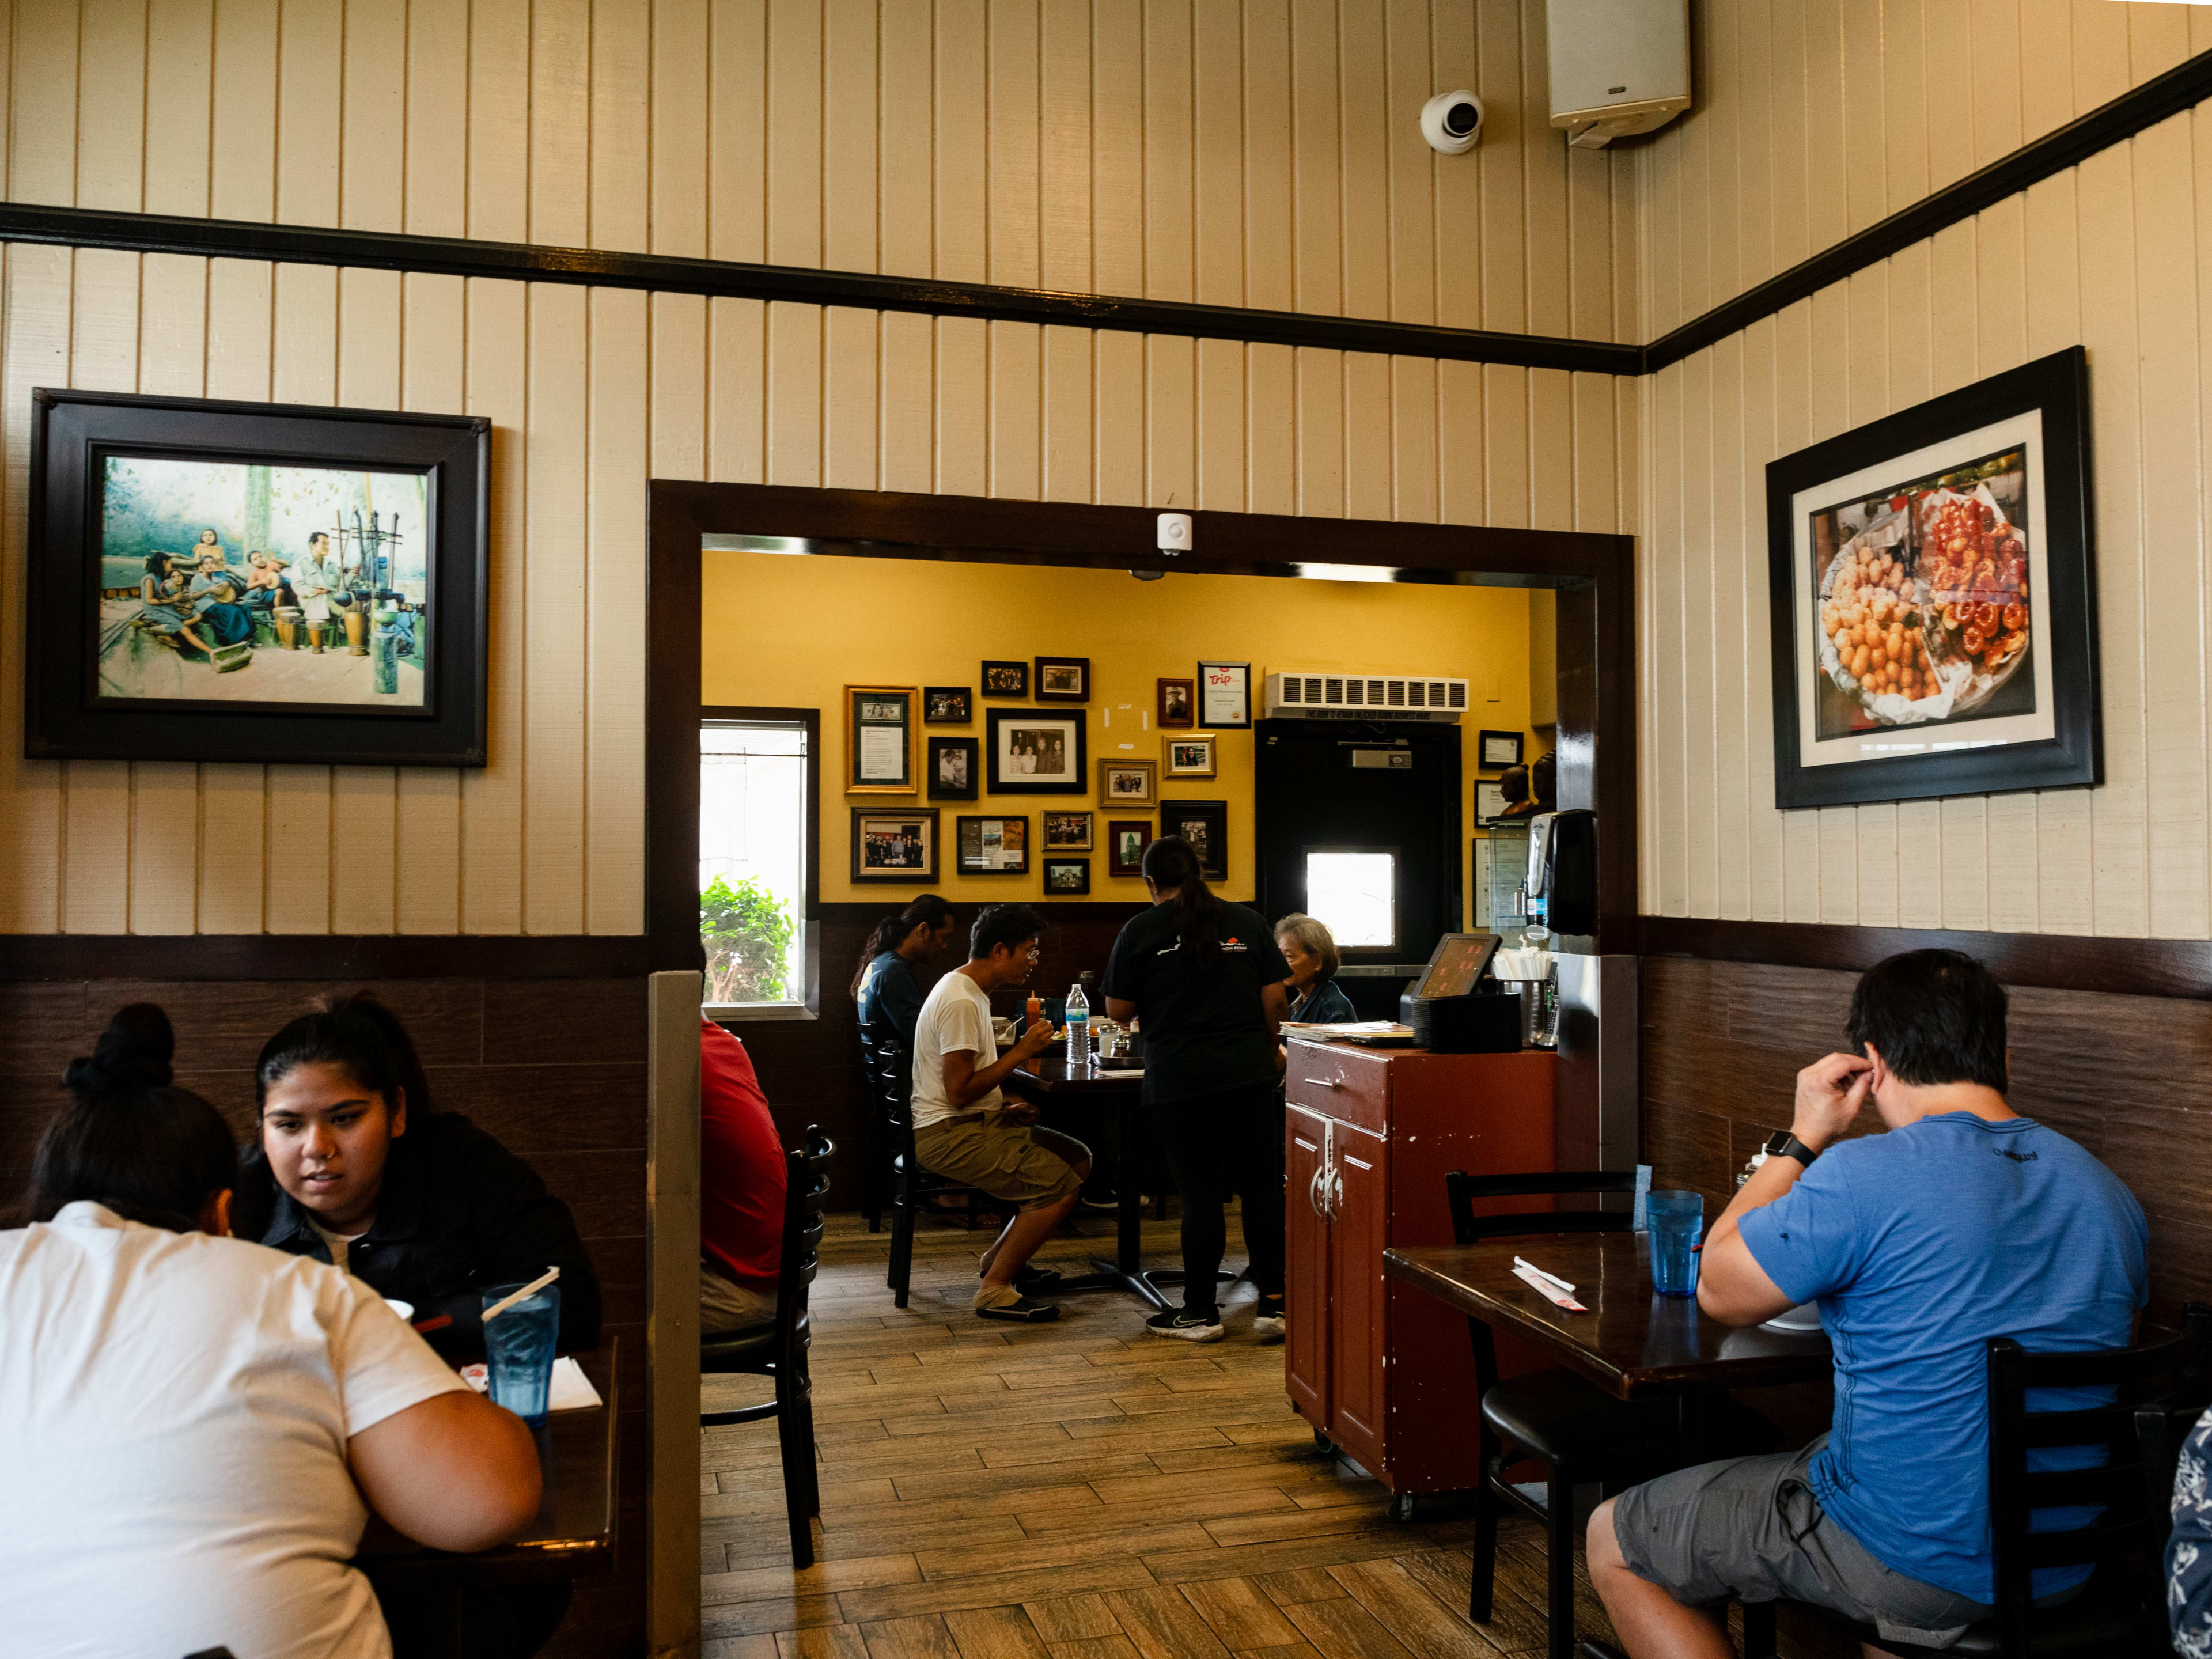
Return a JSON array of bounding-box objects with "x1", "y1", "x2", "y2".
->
[
  {"x1": 586, "y1": 288, "x2": 650, "y2": 934},
  {"x1": 461, "y1": 278, "x2": 529, "y2": 934}
]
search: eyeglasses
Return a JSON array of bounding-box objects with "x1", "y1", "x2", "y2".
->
[{"x1": 1024, "y1": 945, "x2": 1043, "y2": 962}]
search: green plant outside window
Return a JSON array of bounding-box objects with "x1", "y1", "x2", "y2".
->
[{"x1": 700, "y1": 874, "x2": 798, "y2": 1004}]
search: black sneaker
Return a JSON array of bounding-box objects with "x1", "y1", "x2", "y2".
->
[{"x1": 1146, "y1": 1308, "x2": 1225, "y2": 1342}]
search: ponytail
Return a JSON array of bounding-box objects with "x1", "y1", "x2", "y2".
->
[
  {"x1": 1141, "y1": 836, "x2": 1224, "y2": 960},
  {"x1": 852, "y1": 893, "x2": 955, "y2": 995},
  {"x1": 27, "y1": 1003, "x2": 236, "y2": 1232}
]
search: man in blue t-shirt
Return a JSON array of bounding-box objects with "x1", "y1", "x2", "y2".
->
[{"x1": 1589, "y1": 949, "x2": 2147, "y2": 1655}]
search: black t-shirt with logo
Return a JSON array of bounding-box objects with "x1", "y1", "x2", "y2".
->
[{"x1": 1104, "y1": 900, "x2": 1291, "y2": 1103}]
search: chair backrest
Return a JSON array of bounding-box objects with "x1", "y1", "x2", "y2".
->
[
  {"x1": 1444, "y1": 1168, "x2": 1639, "y2": 1247},
  {"x1": 1987, "y1": 1301, "x2": 2212, "y2": 1651},
  {"x1": 771, "y1": 1127, "x2": 835, "y2": 1358}
]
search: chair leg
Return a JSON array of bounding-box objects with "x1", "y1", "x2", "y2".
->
[
  {"x1": 1738, "y1": 1600, "x2": 1776, "y2": 1659},
  {"x1": 774, "y1": 1366, "x2": 814, "y2": 1570},
  {"x1": 1468, "y1": 1443, "x2": 1499, "y2": 1624},
  {"x1": 1545, "y1": 1469, "x2": 1576, "y2": 1659},
  {"x1": 888, "y1": 1184, "x2": 915, "y2": 1308}
]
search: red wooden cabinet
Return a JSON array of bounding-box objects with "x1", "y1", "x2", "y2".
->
[{"x1": 1282, "y1": 1041, "x2": 1557, "y2": 1498}]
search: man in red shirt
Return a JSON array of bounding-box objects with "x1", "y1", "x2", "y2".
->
[{"x1": 700, "y1": 1017, "x2": 788, "y2": 1333}]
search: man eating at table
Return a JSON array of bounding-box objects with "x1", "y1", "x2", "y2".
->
[{"x1": 1588, "y1": 949, "x2": 2146, "y2": 1656}]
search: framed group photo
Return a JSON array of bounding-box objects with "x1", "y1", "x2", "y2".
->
[
  {"x1": 981, "y1": 659, "x2": 1029, "y2": 699},
  {"x1": 851, "y1": 807, "x2": 939, "y2": 881},
  {"x1": 1041, "y1": 810, "x2": 1093, "y2": 851},
  {"x1": 1163, "y1": 734, "x2": 1216, "y2": 777},
  {"x1": 1160, "y1": 799, "x2": 1228, "y2": 881},
  {"x1": 1097, "y1": 757, "x2": 1157, "y2": 807},
  {"x1": 845, "y1": 685, "x2": 916, "y2": 793},
  {"x1": 1767, "y1": 346, "x2": 2098, "y2": 810},
  {"x1": 957, "y1": 814, "x2": 1029, "y2": 874},
  {"x1": 1033, "y1": 656, "x2": 1090, "y2": 703},
  {"x1": 928, "y1": 736, "x2": 978, "y2": 800},
  {"x1": 986, "y1": 708, "x2": 1086, "y2": 794},
  {"x1": 924, "y1": 685, "x2": 972, "y2": 724}
]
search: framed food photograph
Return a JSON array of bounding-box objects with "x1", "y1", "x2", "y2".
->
[
  {"x1": 851, "y1": 807, "x2": 939, "y2": 882},
  {"x1": 1157, "y1": 677, "x2": 1195, "y2": 728},
  {"x1": 1160, "y1": 799, "x2": 1228, "y2": 881},
  {"x1": 1033, "y1": 656, "x2": 1090, "y2": 703},
  {"x1": 25, "y1": 388, "x2": 491, "y2": 766},
  {"x1": 923, "y1": 685, "x2": 971, "y2": 724},
  {"x1": 1043, "y1": 858, "x2": 1090, "y2": 896},
  {"x1": 1041, "y1": 810, "x2": 1093, "y2": 850},
  {"x1": 1768, "y1": 347, "x2": 2097, "y2": 810},
  {"x1": 981, "y1": 659, "x2": 1029, "y2": 699},
  {"x1": 928, "y1": 736, "x2": 978, "y2": 801},
  {"x1": 986, "y1": 708, "x2": 1086, "y2": 794},
  {"x1": 1098, "y1": 757, "x2": 1157, "y2": 807},
  {"x1": 1477, "y1": 729, "x2": 1524, "y2": 771},
  {"x1": 1107, "y1": 819, "x2": 1154, "y2": 877},
  {"x1": 1197, "y1": 660, "x2": 1252, "y2": 729},
  {"x1": 956, "y1": 813, "x2": 1029, "y2": 874},
  {"x1": 1164, "y1": 734, "x2": 1216, "y2": 777},
  {"x1": 844, "y1": 684, "x2": 917, "y2": 793}
]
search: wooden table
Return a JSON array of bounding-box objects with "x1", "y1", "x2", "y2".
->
[
  {"x1": 1382, "y1": 1236, "x2": 1830, "y2": 1400},
  {"x1": 358, "y1": 1340, "x2": 618, "y2": 1586}
]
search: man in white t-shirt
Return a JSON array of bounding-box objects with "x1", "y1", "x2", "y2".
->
[
  {"x1": 0, "y1": 1199, "x2": 543, "y2": 1659},
  {"x1": 910, "y1": 903, "x2": 1090, "y2": 1321}
]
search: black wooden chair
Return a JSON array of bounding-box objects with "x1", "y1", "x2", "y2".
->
[
  {"x1": 700, "y1": 1126, "x2": 832, "y2": 1569},
  {"x1": 867, "y1": 1029, "x2": 1013, "y2": 1308},
  {"x1": 1738, "y1": 1302, "x2": 2212, "y2": 1659},
  {"x1": 1446, "y1": 1169, "x2": 1780, "y2": 1659},
  {"x1": 856, "y1": 1022, "x2": 896, "y2": 1232}
]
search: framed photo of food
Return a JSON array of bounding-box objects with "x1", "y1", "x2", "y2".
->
[
  {"x1": 1767, "y1": 347, "x2": 2097, "y2": 810},
  {"x1": 1163, "y1": 734, "x2": 1216, "y2": 777},
  {"x1": 981, "y1": 660, "x2": 1028, "y2": 699},
  {"x1": 956, "y1": 814, "x2": 1029, "y2": 874},
  {"x1": 851, "y1": 807, "x2": 939, "y2": 882},
  {"x1": 1098, "y1": 757, "x2": 1157, "y2": 806},
  {"x1": 1107, "y1": 819, "x2": 1154, "y2": 877},
  {"x1": 1043, "y1": 857, "x2": 1090, "y2": 896},
  {"x1": 923, "y1": 685, "x2": 971, "y2": 724},
  {"x1": 1041, "y1": 810, "x2": 1093, "y2": 850},
  {"x1": 1160, "y1": 800, "x2": 1228, "y2": 882},
  {"x1": 844, "y1": 685, "x2": 917, "y2": 794},
  {"x1": 986, "y1": 709, "x2": 1086, "y2": 794},
  {"x1": 928, "y1": 736, "x2": 978, "y2": 801}
]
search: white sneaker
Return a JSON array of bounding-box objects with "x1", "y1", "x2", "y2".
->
[
  {"x1": 1146, "y1": 1309, "x2": 1225, "y2": 1342},
  {"x1": 1252, "y1": 1298, "x2": 1286, "y2": 1342}
]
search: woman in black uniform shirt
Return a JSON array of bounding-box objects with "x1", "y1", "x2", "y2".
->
[{"x1": 1104, "y1": 836, "x2": 1291, "y2": 1342}]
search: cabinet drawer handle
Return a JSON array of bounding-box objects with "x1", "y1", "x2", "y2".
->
[{"x1": 1302, "y1": 1077, "x2": 1343, "y2": 1090}]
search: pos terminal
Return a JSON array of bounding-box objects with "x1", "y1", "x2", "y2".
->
[{"x1": 1397, "y1": 933, "x2": 1521, "y2": 1053}]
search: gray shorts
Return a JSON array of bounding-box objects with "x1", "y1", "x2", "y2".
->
[
  {"x1": 1611, "y1": 1435, "x2": 1993, "y2": 1649},
  {"x1": 912, "y1": 1111, "x2": 1088, "y2": 1211}
]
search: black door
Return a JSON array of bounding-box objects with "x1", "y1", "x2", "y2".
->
[{"x1": 1254, "y1": 719, "x2": 1462, "y2": 1018}]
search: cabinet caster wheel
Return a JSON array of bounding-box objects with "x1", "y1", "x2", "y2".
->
[
  {"x1": 1313, "y1": 1430, "x2": 1335, "y2": 1456},
  {"x1": 1388, "y1": 1493, "x2": 1418, "y2": 1522}
]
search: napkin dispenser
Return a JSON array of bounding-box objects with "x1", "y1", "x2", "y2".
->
[{"x1": 1398, "y1": 933, "x2": 1522, "y2": 1053}]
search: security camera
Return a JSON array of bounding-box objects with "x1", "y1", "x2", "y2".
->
[
  {"x1": 1420, "y1": 90, "x2": 1484, "y2": 155},
  {"x1": 1157, "y1": 512, "x2": 1192, "y2": 553}
]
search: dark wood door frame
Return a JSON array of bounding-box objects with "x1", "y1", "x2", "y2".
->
[{"x1": 646, "y1": 482, "x2": 1639, "y2": 971}]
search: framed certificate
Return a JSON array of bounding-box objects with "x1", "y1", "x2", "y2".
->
[
  {"x1": 845, "y1": 685, "x2": 916, "y2": 793},
  {"x1": 1197, "y1": 660, "x2": 1251, "y2": 728},
  {"x1": 1478, "y1": 729, "x2": 1524, "y2": 771}
]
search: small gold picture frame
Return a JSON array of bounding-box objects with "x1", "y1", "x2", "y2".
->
[
  {"x1": 1163, "y1": 733, "x2": 1217, "y2": 777},
  {"x1": 845, "y1": 684, "x2": 916, "y2": 794},
  {"x1": 1097, "y1": 757, "x2": 1157, "y2": 807}
]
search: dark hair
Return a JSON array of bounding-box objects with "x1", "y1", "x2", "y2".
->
[
  {"x1": 1142, "y1": 835, "x2": 1224, "y2": 959},
  {"x1": 253, "y1": 990, "x2": 431, "y2": 1119},
  {"x1": 1845, "y1": 949, "x2": 2009, "y2": 1092},
  {"x1": 1498, "y1": 765, "x2": 1530, "y2": 806},
  {"x1": 1530, "y1": 752, "x2": 1556, "y2": 808},
  {"x1": 852, "y1": 893, "x2": 956, "y2": 994},
  {"x1": 969, "y1": 903, "x2": 1045, "y2": 961},
  {"x1": 26, "y1": 1003, "x2": 237, "y2": 1232}
]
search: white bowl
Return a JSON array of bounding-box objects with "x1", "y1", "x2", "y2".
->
[{"x1": 383, "y1": 1298, "x2": 416, "y2": 1321}]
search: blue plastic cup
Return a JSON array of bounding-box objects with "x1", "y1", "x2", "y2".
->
[
  {"x1": 1647, "y1": 1190, "x2": 1705, "y2": 1298},
  {"x1": 482, "y1": 1282, "x2": 561, "y2": 1426}
]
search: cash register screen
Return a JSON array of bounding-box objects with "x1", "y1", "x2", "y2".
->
[{"x1": 1416, "y1": 933, "x2": 1499, "y2": 999}]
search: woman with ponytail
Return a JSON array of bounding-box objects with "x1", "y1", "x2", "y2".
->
[
  {"x1": 0, "y1": 1004, "x2": 541, "y2": 1658},
  {"x1": 1103, "y1": 836, "x2": 1293, "y2": 1343},
  {"x1": 854, "y1": 892, "x2": 957, "y2": 1052},
  {"x1": 242, "y1": 991, "x2": 601, "y2": 1364}
]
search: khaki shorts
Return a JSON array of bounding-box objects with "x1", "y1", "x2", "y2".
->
[
  {"x1": 1612, "y1": 1435, "x2": 1995, "y2": 1649},
  {"x1": 913, "y1": 1110, "x2": 1088, "y2": 1211},
  {"x1": 700, "y1": 1264, "x2": 775, "y2": 1335}
]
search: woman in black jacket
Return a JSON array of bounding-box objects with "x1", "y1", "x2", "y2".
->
[{"x1": 237, "y1": 992, "x2": 601, "y2": 1362}]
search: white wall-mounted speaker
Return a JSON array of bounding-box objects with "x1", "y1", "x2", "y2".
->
[{"x1": 1545, "y1": 0, "x2": 1691, "y2": 149}]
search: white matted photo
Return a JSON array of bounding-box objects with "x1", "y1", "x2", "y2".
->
[
  {"x1": 987, "y1": 708, "x2": 1086, "y2": 794},
  {"x1": 1163, "y1": 734, "x2": 1216, "y2": 777}
]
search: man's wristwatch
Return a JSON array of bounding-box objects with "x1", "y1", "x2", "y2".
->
[{"x1": 1764, "y1": 1129, "x2": 1822, "y2": 1166}]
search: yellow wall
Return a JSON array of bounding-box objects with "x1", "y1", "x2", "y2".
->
[{"x1": 703, "y1": 551, "x2": 1537, "y2": 907}]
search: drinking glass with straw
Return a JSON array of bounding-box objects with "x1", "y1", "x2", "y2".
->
[{"x1": 481, "y1": 1266, "x2": 562, "y2": 1427}]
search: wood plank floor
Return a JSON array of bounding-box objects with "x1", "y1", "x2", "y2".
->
[{"x1": 701, "y1": 1209, "x2": 1622, "y2": 1658}]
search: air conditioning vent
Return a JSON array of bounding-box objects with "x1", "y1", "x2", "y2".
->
[{"x1": 1263, "y1": 670, "x2": 1469, "y2": 722}]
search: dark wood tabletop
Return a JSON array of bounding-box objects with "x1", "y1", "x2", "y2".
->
[
  {"x1": 359, "y1": 1339, "x2": 618, "y2": 1584},
  {"x1": 1002, "y1": 1055, "x2": 1148, "y2": 1096},
  {"x1": 1384, "y1": 1236, "x2": 1830, "y2": 1400}
]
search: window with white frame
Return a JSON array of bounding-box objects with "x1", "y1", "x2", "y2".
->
[{"x1": 700, "y1": 717, "x2": 811, "y2": 1014}]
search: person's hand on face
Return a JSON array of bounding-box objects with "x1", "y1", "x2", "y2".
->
[
  {"x1": 260, "y1": 1060, "x2": 406, "y2": 1234},
  {"x1": 1790, "y1": 1051, "x2": 1874, "y2": 1153}
]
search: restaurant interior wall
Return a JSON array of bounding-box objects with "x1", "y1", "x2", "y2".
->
[{"x1": 702, "y1": 548, "x2": 1541, "y2": 911}]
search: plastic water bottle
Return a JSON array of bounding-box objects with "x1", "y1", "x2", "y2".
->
[{"x1": 1064, "y1": 982, "x2": 1090, "y2": 1068}]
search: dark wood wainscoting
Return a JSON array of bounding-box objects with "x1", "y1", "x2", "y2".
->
[{"x1": 0, "y1": 975, "x2": 649, "y2": 1659}]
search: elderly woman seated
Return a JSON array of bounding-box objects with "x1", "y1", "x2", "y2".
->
[{"x1": 1273, "y1": 912, "x2": 1356, "y2": 1024}]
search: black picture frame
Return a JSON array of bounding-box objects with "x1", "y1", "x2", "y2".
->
[
  {"x1": 1766, "y1": 346, "x2": 2099, "y2": 810},
  {"x1": 26, "y1": 388, "x2": 490, "y2": 766},
  {"x1": 927, "y1": 736, "x2": 978, "y2": 800},
  {"x1": 1476, "y1": 729, "x2": 1524, "y2": 771},
  {"x1": 1043, "y1": 857, "x2": 1090, "y2": 896},
  {"x1": 923, "y1": 685, "x2": 971, "y2": 724},
  {"x1": 985, "y1": 707, "x2": 1087, "y2": 794},
  {"x1": 1033, "y1": 655, "x2": 1090, "y2": 703},
  {"x1": 1197, "y1": 660, "x2": 1252, "y2": 729},
  {"x1": 1106, "y1": 819, "x2": 1153, "y2": 877},
  {"x1": 956, "y1": 813, "x2": 1030, "y2": 874},
  {"x1": 1160, "y1": 798, "x2": 1228, "y2": 881},
  {"x1": 851, "y1": 806, "x2": 940, "y2": 882},
  {"x1": 980, "y1": 659, "x2": 1028, "y2": 699}
]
